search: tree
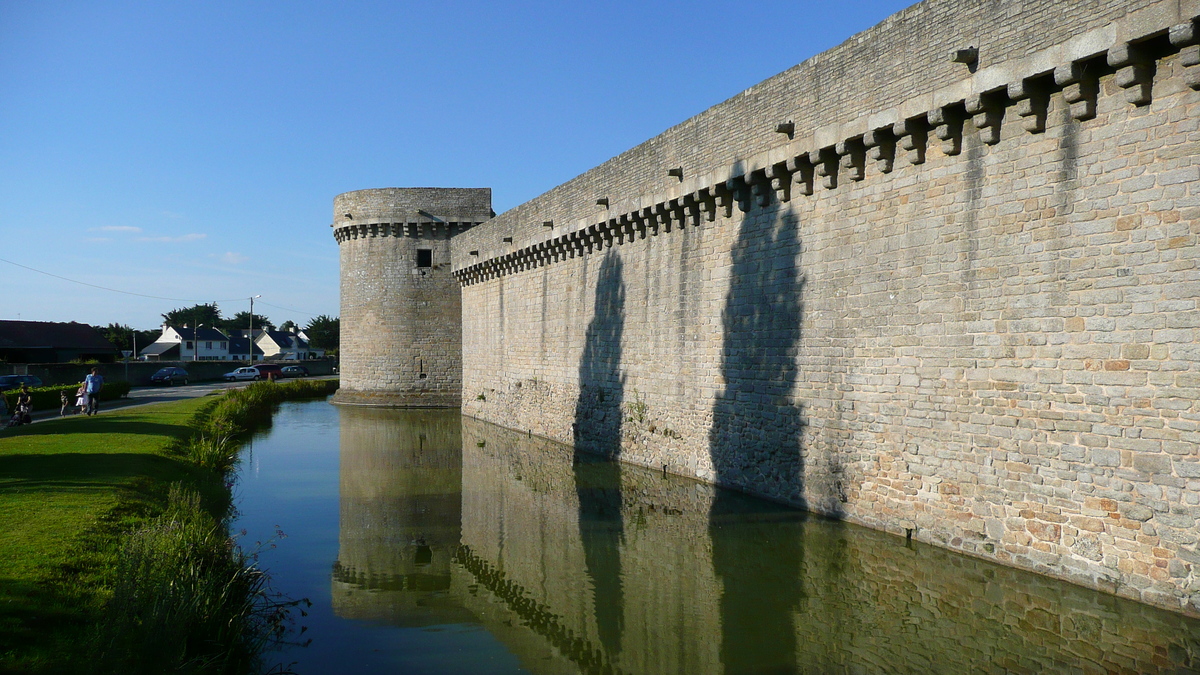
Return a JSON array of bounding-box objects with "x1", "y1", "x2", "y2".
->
[
  {"x1": 100, "y1": 324, "x2": 159, "y2": 354},
  {"x1": 162, "y1": 303, "x2": 221, "y2": 329},
  {"x1": 220, "y1": 311, "x2": 274, "y2": 335},
  {"x1": 279, "y1": 320, "x2": 298, "y2": 333},
  {"x1": 304, "y1": 315, "x2": 339, "y2": 352}
]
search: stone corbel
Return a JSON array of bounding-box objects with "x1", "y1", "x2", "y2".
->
[
  {"x1": 724, "y1": 176, "x2": 752, "y2": 212},
  {"x1": 654, "y1": 202, "x2": 673, "y2": 233},
  {"x1": 809, "y1": 148, "x2": 838, "y2": 190},
  {"x1": 1170, "y1": 21, "x2": 1200, "y2": 90},
  {"x1": 836, "y1": 138, "x2": 866, "y2": 182},
  {"x1": 1007, "y1": 75, "x2": 1051, "y2": 133},
  {"x1": 637, "y1": 207, "x2": 657, "y2": 237},
  {"x1": 631, "y1": 209, "x2": 649, "y2": 239},
  {"x1": 712, "y1": 184, "x2": 735, "y2": 218},
  {"x1": 614, "y1": 213, "x2": 633, "y2": 242},
  {"x1": 1108, "y1": 42, "x2": 1154, "y2": 106},
  {"x1": 696, "y1": 187, "x2": 719, "y2": 221},
  {"x1": 745, "y1": 170, "x2": 772, "y2": 207},
  {"x1": 681, "y1": 193, "x2": 703, "y2": 226},
  {"x1": 667, "y1": 198, "x2": 688, "y2": 230},
  {"x1": 599, "y1": 221, "x2": 615, "y2": 247},
  {"x1": 965, "y1": 91, "x2": 1005, "y2": 145},
  {"x1": 892, "y1": 117, "x2": 927, "y2": 165},
  {"x1": 927, "y1": 105, "x2": 963, "y2": 155},
  {"x1": 786, "y1": 155, "x2": 815, "y2": 196},
  {"x1": 1054, "y1": 60, "x2": 1100, "y2": 120},
  {"x1": 765, "y1": 163, "x2": 792, "y2": 203},
  {"x1": 862, "y1": 127, "x2": 896, "y2": 173}
]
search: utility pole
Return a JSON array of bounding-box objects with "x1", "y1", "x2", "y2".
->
[{"x1": 249, "y1": 295, "x2": 261, "y2": 363}]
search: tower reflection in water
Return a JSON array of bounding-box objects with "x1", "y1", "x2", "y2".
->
[
  {"x1": 331, "y1": 407, "x2": 469, "y2": 627},
  {"x1": 332, "y1": 408, "x2": 1200, "y2": 675}
]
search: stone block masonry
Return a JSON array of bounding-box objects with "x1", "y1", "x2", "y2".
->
[
  {"x1": 445, "y1": 0, "x2": 1200, "y2": 616},
  {"x1": 333, "y1": 187, "x2": 492, "y2": 407}
]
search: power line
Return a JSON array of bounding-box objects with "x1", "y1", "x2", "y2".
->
[
  {"x1": 0, "y1": 256, "x2": 245, "y2": 303},
  {"x1": 255, "y1": 300, "x2": 328, "y2": 318}
]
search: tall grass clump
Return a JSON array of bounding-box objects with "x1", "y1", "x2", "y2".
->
[
  {"x1": 94, "y1": 379, "x2": 335, "y2": 673},
  {"x1": 94, "y1": 485, "x2": 302, "y2": 674}
]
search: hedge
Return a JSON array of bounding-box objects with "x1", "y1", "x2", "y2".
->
[{"x1": 2, "y1": 381, "x2": 132, "y2": 413}]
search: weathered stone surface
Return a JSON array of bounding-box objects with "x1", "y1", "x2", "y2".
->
[
  {"x1": 338, "y1": 0, "x2": 1200, "y2": 617},
  {"x1": 333, "y1": 188, "x2": 492, "y2": 407}
]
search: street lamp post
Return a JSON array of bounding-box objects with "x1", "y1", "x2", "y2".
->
[{"x1": 249, "y1": 295, "x2": 261, "y2": 363}]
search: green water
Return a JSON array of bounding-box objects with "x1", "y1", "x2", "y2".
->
[{"x1": 236, "y1": 402, "x2": 1200, "y2": 674}]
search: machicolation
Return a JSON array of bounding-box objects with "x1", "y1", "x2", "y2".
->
[{"x1": 336, "y1": 0, "x2": 1200, "y2": 616}]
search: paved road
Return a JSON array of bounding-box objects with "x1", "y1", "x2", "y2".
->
[{"x1": 7, "y1": 376, "x2": 336, "y2": 427}]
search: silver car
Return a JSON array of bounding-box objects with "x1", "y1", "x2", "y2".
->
[{"x1": 224, "y1": 366, "x2": 263, "y2": 382}]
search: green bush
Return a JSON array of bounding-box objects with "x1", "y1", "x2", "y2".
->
[{"x1": 2, "y1": 380, "x2": 132, "y2": 412}]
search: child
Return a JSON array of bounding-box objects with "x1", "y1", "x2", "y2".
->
[
  {"x1": 60, "y1": 390, "x2": 70, "y2": 416},
  {"x1": 75, "y1": 385, "x2": 88, "y2": 415}
]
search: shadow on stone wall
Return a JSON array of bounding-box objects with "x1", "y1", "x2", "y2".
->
[
  {"x1": 709, "y1": 179, "x2": 808, "y2": 673},
  {"x1": 572, "y1": 250, "x2": 627, "y2": 656},
  {"x1": 707, "y1": 184, "x2": 807, "y2": 507}
]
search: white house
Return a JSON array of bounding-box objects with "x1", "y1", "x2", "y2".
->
[
  {"x1": 256, "y1": 328, "x2": 321, "y2": 360},
  {"x1": 140, "y1": 325, "x2": 231, "y2": 361},
  {"x1": 226, "y1": 331, "x2": 265, "y2": 362}
]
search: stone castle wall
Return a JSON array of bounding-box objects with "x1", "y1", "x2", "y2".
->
[
  {"x1": 333, "y1": 187, "x2": 492, "y2": 406},
  {"x1": 446, "y1": 0, "x2": 1200, "y2": 615}
]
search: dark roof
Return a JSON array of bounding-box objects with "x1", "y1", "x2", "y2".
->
[
  {"x1": 227, "y1": 336, "x2": 263, "y2": 356},
  {"x1": 140, "y1": 342, "x2": 181, "y2": 357},
  {"x1": 172, "y1": 326, "x2": 228, "y2": 341},
  {"x1": 262, "y1": 330, "x2": 309, "y2": 349},
  {"x1": 0, "y1": 320, "x2": 115, "y2": 351}
]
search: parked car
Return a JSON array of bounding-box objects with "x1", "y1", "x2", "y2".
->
[
  {"x1": 0, "y1": 375, "x2": 43, "y2": 392},
  {"x1": 280, "y1": 365, "x2": 309, "y2": 378},
  {"x1": 255, "y1": 364, "x2": 285, "y2": 381},
  {"x1": 224, "y1": 364, "x2": 286, "y2": 382},
  {"x1": 149, "y1": 367, "x2": 189, "y2": 386},
  {"x1": 225, "y1": 366, "x2": 262, "y2": 381}
]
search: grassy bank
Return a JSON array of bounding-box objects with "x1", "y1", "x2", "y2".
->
[{"x1": 0, "y1": 379, "x2": 338, "y2": 674}]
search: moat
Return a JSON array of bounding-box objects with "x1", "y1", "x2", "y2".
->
[{"x1": 235, "y1": 400, "x2": 1200, "y2": 674}]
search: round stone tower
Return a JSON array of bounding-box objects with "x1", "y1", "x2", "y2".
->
[{"x1": 332, "y1": 187, "x2": 492, "y2": 407}]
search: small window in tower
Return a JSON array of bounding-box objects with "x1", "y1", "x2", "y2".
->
[
  {"x1": 414, "y1": 545, "x2": 433, "y2": 566},
  {"x1": 417, "y1": 249, "x2": 433, "y2": 268}
]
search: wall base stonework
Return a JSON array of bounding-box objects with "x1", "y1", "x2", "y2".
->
[{"x1": 331, "y1": 389, "x2": 461, "y2": 408}]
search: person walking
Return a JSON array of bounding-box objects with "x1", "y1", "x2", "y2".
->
[
  {"x1": 60, "y1": 390, "x2": 71, "y2": 416},
  {"x1": 74, "y1": 385, "x2": 88, "y2": 415},
  {"x1": 15, "y1": 385, "x2": 32, "y2": 425},
  {"x1": 84, "y1": 368, "x2": 104, "y2": 416}
]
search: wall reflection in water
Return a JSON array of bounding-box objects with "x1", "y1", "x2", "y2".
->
[
  {"x1": 334, "y1": 409, "x2": 1200, "y2": 674},
  {"x1": 332, "y1": 406, "x2": 470, "y2": 627}
]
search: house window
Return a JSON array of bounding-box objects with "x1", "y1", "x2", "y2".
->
[
  {"x1": 417, "y1": 249, "x2": 432, "y2": 268},
  {"x1": 205, "y1": 341, "x2": 212, "y2": 349},
  {"x1": 186, "y1": 341, "x2": 193, "y2": 350},
  {"x1": 220, "y1": 342, "x2": 226, "y2": 350}
]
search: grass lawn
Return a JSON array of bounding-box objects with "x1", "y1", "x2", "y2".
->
[{"x1": 0, "y1": 397, "x2": 215, "y2": 673}]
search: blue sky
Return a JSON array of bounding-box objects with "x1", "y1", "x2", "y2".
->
[{"x1": 0, "y1": 0, "x2": 913, "y2": 330}]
